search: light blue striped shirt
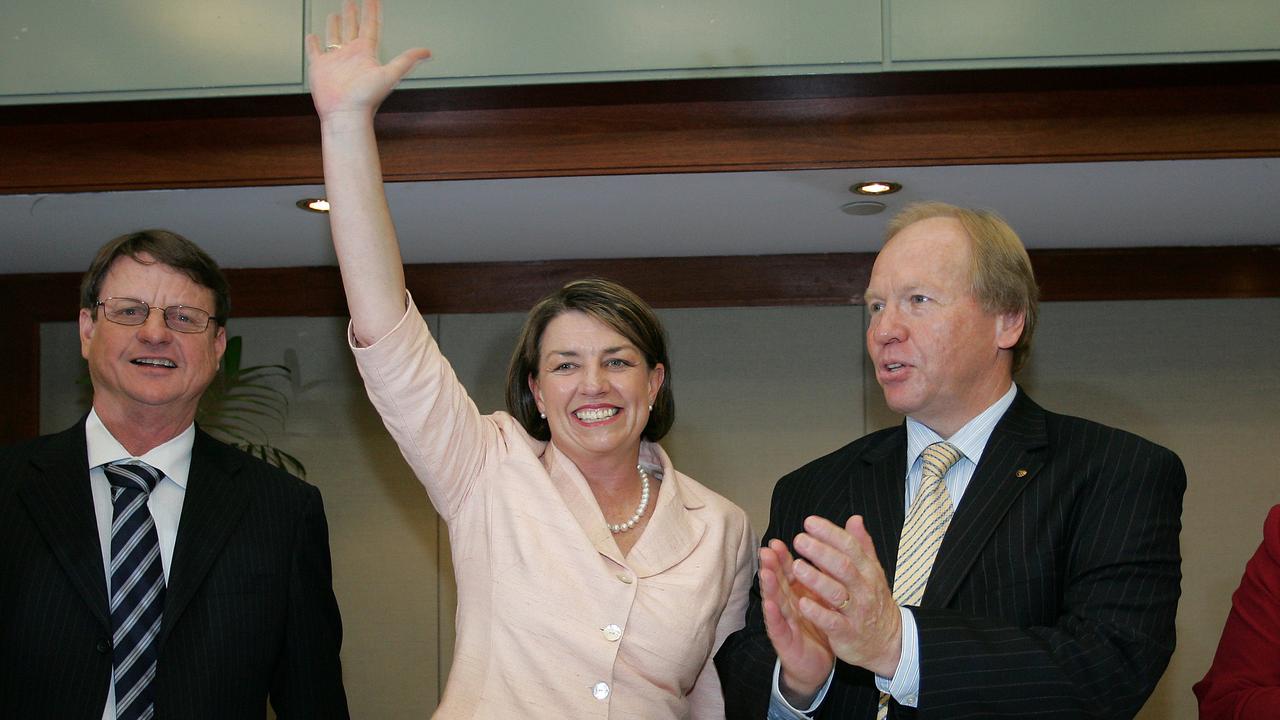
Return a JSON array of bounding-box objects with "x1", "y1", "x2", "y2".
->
[{"x1": 769, "y1": 383, "x2": 1018, "y2": 719}]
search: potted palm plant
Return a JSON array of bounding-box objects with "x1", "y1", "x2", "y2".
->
[{"x1": 196, "y1": 335, "x2": 306, "y2": 478}]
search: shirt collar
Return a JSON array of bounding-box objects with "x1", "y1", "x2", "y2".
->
[
  {"x1": 905, "y1": 382, "x2": 1018, "y2": 467},
  {"x1": 85, "y1": 408, "x2": 194, "y2": 489}
]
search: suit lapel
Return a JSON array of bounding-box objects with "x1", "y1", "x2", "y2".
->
[
  {"x1": 160, "y1": 429, "x2": 251, "y2": 644},
  {"x1": 626, "y1": 466, "x2": 706, "y2": 579},
  {"x1": 853, "y1": 428, "x2": 908, "y2": 574},
  {"x1": 18, "y1": 420, "x2": 111, "y2": 632},
  {"x1": 923, "y1": 391, "x2": 1049, "y2": 607}
]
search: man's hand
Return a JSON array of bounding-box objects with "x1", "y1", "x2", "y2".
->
[
  {"x1": 760, "y1": 539, "x2": 835, "y2": 706},
  {"x1": 790, "y1": 515, "x2": 903, "y2": 678}
]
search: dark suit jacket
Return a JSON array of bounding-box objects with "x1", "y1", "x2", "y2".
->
[
  {"x1": 1194, "y1": 503, "x2": 1280, "y2": 718},
  {"x1": 715, "y1": 389, "x2": 1185, "y2": 719},
  {"x1": 0, "y1": 419, "x2": 349, "y2": 719}
]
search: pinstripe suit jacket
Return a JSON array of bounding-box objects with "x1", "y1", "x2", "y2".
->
[
  {"x1": 715, "y1": 389, "x2": 1185, "y2": 719},
  {"x1": 0, "y1": 419, "x2": 349, "y2": 720}
]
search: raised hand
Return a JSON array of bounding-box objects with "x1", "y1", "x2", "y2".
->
[
  {"x1": 305, "y1": 0, "x2": 425, "y2": 342},
  {"x1": 790, "y1": 515, "x2": 902, "y2": 678},
  {"x1": 305, "y1": 0, "x2": 431, "y2": 122},
  {"x1": 760, "y1": 538, "x2": 835, "y2": 705}
]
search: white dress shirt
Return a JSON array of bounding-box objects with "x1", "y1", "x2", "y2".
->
[{"x1": 86, "y1": 408, "x2": 193, "y2": 720}]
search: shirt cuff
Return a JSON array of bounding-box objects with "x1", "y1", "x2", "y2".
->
[
  {"x1": 768, "y1": 658, "x2": 834, "y2": 719},
  {"x1": 874, "y1": 605, "x2": 921, "y2": 707}
]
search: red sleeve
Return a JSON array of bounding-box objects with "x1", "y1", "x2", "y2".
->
[{"x1": 1194, "y1": 504, "x2": 1280, "y2": 719}]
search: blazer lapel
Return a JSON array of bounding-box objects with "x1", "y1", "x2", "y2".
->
[
  {"x1": 543, "y1": 442, "x2": 626, "y2": 565},
  {"x1": 853, "y1": 428, "x2": 908, "y2": 575},
  {"x1": 18, "y1": 420, "x2": 111, "y2": 632},
  {"x1": 923, "y1": 390, "x2": 1049, "y2": 607},
  {"x1": 159, "y1": 429, "x2": 251, "y2": 644},
  {"x1": 626, "y1": 467, "x2": 706, "y2": 579}
]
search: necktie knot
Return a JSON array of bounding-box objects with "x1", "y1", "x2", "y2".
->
[
  {"x1": 920, "y1": 441, "x2": 963, "y2": 483},
  {"x1": 105, "y1": 461, "x2": 163, "y2": 495}
]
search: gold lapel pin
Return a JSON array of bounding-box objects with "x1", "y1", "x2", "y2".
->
[{"x1": 1015, "y1": 469, "x2": 1028, "y2": 478}]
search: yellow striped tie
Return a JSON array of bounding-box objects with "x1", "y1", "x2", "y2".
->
[{"x1": 877, "y1": 441, "x2": 964, "y2": 719}]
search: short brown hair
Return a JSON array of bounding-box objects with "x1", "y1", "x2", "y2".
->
[
  {"x1": 885, "y1": 202, "x2": 1039, "y2": 373},
  {"x1": 506, "y1": 278, "x2": 674, "y2": 441},
  {"x1": 80, "y1": 229, "x2": 230, "y2": 327}
]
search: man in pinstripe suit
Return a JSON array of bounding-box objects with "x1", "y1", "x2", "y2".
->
[
  {"x1": 716, "y1": 202, "x2": 1185, "y2": 719},
  {"x1": 0, "y1": 230, "x2": 349, "y2": 719}
]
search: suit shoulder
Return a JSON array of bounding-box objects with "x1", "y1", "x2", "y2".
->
[
  {"x1": 0, "y1": 434, "x2": 45, "y2": 460},
  {"x1": 0, "y1": 431, "x2": 65, "y2": 475},
  {"x1": 1041, "y1": 409, "x2": 1182, "y2": 463},
  {"x1": 202, "y1": 433, "x2": 319, "y2": 498},
  {"x1": 674, "y1": 469, "x2": 752, "y2": 529},
  {"x1": 0, "y1": 436, "x2": 40, "y2": 481}
]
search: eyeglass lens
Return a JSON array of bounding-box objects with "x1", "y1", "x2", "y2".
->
[{"x1": 100, "y1": 298, "x2": 211, "y2": 333}]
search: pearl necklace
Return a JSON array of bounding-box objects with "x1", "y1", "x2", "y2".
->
[{"x1": 609, "y1": 465, "x2": 651, "y2": 534}]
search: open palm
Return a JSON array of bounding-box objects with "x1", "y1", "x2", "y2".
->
[{"x1": 305, "y1": 0, "x2": 431, "y2": 120}]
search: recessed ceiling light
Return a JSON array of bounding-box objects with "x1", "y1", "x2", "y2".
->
[
  {"x1": 850, "y1": 181, "x2": 902, "y2": 196},
  {"x1": 296, "y1": 198, "x2": 331, "y2": 213}
]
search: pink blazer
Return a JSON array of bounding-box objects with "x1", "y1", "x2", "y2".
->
[
  {"x1": 1194, "y1": 504, "x2": 1280, "y2": 719},
  {"x1": 351, "y1": 297, "x2": 755, "y2": 719}
]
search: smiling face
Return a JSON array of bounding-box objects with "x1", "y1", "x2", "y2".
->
[
  {"x1": 864, "y1": 217, "x2": 1024, "y2": 437},
  {"x1": 528, "y1": 310, "x2": 665, "y2": 470},
  {"x1": 80, "y1": 254, "x2": 226, "y2": 432}
]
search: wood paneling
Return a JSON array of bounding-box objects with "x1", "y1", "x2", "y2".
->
[{"x1": 3, "y1": 63, "x2": 1278, "y2": 193}]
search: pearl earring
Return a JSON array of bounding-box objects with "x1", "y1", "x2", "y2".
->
[
  {"x1": 648, "y1": 404, "x2": 653, "y2": 411},
  {"x1": 539, "y1": 412, "x2": 547, "y2": 419}
]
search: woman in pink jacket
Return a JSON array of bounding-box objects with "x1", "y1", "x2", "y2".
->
[{"x1": 307, "y1": 2, "x2": 754, "y2": 717}]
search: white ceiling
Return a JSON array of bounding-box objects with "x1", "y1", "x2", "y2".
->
[{"x1": 2, "y1": 157, "x2": 1277, "y2": 275}]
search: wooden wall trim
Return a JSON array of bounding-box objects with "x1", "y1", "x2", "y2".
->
[
  {"x1": 5, "y1": 245, "x2": 1277, "y2": 444},
  {"x1": 4, "y1": 62, "x2": 1278, "y2": 194}
]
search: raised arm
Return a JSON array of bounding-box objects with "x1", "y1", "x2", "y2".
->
[{"x1": 306, "y1": 0, "x2": 431, "y2": 345}]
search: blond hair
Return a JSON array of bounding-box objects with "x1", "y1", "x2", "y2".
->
[{"x1": 886, "y1": 202, "x2": 1039, "y2": 373}]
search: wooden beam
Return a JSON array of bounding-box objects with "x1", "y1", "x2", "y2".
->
[{"x1": 4, "y1": 62, "x2": 1278, "y2": 194}]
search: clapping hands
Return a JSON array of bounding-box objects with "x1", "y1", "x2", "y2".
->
[{"x1": 762, "y1": 515, "x2": 902, "y2": 705}]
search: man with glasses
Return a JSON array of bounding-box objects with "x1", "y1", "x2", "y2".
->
[{"x1": 0, "y1": 230, "x2": 349, "y2": 719}]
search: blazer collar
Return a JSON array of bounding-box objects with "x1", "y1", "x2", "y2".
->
[
  {"x1": 543, "y1": 440, "x2": 705, "y2": 577},
  {"x1": 922, "y1": 388, "x2": 1050, "y2": 606},
  {"x1": 21, "y1": 418, "x2": 111, "y2": 632},
  {"x1": 625, "y1": 443, "x2": 706, "y2": 578},
  {"x1": 158, "y1": 427, "x2": 252, "y2": 645}
]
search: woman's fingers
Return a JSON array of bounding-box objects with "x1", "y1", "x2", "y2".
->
[
  {"x1": 325, "y1": 12, "x2": 342, "y2": 48},
  {"x1": 341, "y1": 0, "x2": 360, "y2": 44}
]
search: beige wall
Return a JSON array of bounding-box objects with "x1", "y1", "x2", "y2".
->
[{"x1": 40, "y1": 297, "x2": 1280, "y2": 718}]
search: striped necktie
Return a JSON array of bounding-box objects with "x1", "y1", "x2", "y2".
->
[
  {"x1": 105, "y1": 461, "x2": 166, "y2": 720},
  {"x1": 877, "y1": 441, "x2": 964, "y2": 719}
]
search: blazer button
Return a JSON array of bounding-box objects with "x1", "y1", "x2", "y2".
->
[
  {"x1": 616, "y1": 573, "x2": 633, "y2": 584},
  {"x1": 602, "y1": 624, "x2": 623, "y2": 642},
  {"x1": 592, "y1": 681, "x2": 611, "y2": 700},
  {"x1": 96, "y1": 639, "x2": 111, "y2": 654}
]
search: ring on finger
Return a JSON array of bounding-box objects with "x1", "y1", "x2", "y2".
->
[
  {"x1": 836, "y1": 596, "x2": 850, "y2": 611},
  {"x1": 325, "y1": 43, "x2": 343, "y2": 50}
]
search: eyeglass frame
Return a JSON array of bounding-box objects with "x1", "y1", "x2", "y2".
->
[{"x1": 93, "y1": 296, "x2": 223, "y2": 334}]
